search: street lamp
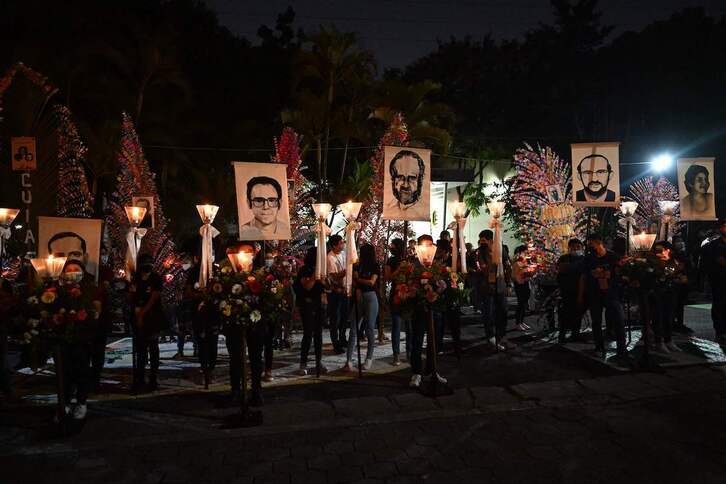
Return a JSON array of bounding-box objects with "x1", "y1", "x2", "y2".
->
[
  {"x1": 30, "y1": 254, "x2": 67, "y2": 281},
  {"x1": 449, "y1": 201, "x2": 468, "y2": 273},
  {"x1": 196, "y1": 204, "x2": 220, "y2": 287},
  {"x1": 124, "y1": 205, "x2": 147, "y2": 278},
  {"x1": 0, "y1": 207, "x2": 20, "y2": 265},
  {"x1": 651, "y1": 153, "x2": 673, "y2": 173},
  {"x1": 340, "y1": 200, "x2": 363, "y2": 377},
  {"x1": 630, "y1": 231, "x2": 657, "y2": 253},
  {"x1": 620, "y1": 200, "x2": 638, "y2": 255},
  {"x1": 312, "y1": 203, "x2": 332, "y2": 280}
]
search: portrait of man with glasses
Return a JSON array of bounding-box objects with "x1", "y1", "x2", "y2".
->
[
  {"x1": 571, "y1": 143, "x2": 620, "y2": 207},
  {"x1": 235, "y1": 163, "x2": 291, "y2": 241}
]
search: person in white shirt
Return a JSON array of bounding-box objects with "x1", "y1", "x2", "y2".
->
[{"x1": 326, "y1": 234, "x2": 348, "y2": 353}]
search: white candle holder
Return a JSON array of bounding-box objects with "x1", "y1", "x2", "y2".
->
[
  {"x1": 124, "y1": 206, "x2": 147, "y2": 228},
  {"x1": 196, "y1": 204, "x2": 220, "y2": 224}
]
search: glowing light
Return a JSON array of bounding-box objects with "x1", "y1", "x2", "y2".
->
[{"x1": 651, "y1": 153, "x2": 673, "y2": 172}]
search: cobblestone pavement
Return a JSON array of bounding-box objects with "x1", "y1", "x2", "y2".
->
[{"x1": 3, "y1": 365, "x2": 726, "y2": 483}]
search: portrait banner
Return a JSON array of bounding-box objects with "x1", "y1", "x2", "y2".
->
[
  {"x1": 38, "y1": 216, "x2": 103, "y2": 282},
  {"x1": 233, "y1": 162, "x2": 291, "y2": 241},
  {"x1": 677, "y1": 157, "x2": 717, "y2": 221},
  {"x1": 571, "y1": 142, "x2": 620, "y2": 207},
  {"x1": 382, "y1": 146, "x2": 431, "y2": 221},
  {"x1": 131, "y1": 195, "x2": 155, "y2": 229}
]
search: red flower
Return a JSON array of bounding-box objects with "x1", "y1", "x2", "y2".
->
[
  {"x1": 70, "y1": 287, "x2": 82, "y2": 298},
  {"x1": 266, "y1": 274, "x2": 275, "y2": 282},
  {"x1": 77, "y1": 309, "x2": 88, "y2": 321},
  {"x1": 393, "y1": 295, "x2": 401, "y2": 305},
  {"x1": 425, "y1": 291, "x2": 438, "y2": 303},
  {"x1": 422, "y1": 272, "x2": 433, "y2": 279},
  {"x1": 248, "y1": 280, "x2": 263, "y2": 294},
  {"x1": 440, "y1": 267, "x2": 448, "y2": 273}
]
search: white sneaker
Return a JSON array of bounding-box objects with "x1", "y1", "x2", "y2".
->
[
  {"x1": 665, "y1": 342, "x2": 681, "y2": 352},
  {"x1": 392, "y1": 355, "x2": 401, "y2": 366},
  {"x1": 363, "y1": 359, "x2": 373, "y2": 370},
  {"x1": 517, "y1": 323, "x2": 529, "y2": 332},
  {"x1": 342, "y1": 362, "x2": 354, "y2": 372},
  {"x1": 434, "y1": 373, "x2": 447, "y2": 384},
  {"x1": 296, "y1": 367, "x2": 308, "y2": 376},
  {"x1": 72, "y1": 404, "x2": 87, "y2": 420},
  {"x1": 409, "y1": 374, "x2": 422, "y2": 388},
  {"x1": 655, "y1": 342, "x2": 670, "y2": 353},
  {"x1": 487, "y1": 337, "x2": 497, "y2": 346}
]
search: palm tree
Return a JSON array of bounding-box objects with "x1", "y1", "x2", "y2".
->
[
  {"x1": 294, "y1": 26, "x2": 376, "y2": 187},
  {"x1": 371, "y1": 79, "x2": 454, "y2": 155}
]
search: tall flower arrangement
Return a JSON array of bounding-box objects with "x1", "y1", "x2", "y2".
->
[
  {"x1": 106, "y1": 113, "x2": 184, "y2": 299},
  {"x1": 271, "y1": 127, "x2": 315, "y2": 247},
  {"x1": 502, "y1": 143, "x2": 591, "y2": 273},
  {"x1": 358, "y1": 113, "x2": 409, "y2": 262},
  {"x1": 54, "y1": 105, "x2": 94, "y2": 218}
]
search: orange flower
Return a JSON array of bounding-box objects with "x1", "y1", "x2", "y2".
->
[
  {"x1": 422, "y1": 272, "x2": 433, "y2": 279},
  {"x1": 425, "y1": 291, "x2": 438, "y2": 303},
  {"x1": 41, "y1": 291, "x2": 56, "y2": 304}
]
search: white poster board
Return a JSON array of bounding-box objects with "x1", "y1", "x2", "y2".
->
[
  {"x1": 677, "y1": 157, "x2": 717, "y2": 221},
  {"x1": 382, "y1": 146, "x2": 431, "y2": 221},
  {"x1": 571, "y1": 142, "x2": 620, "y2": 207},
  {"x1": 38, "y1": 216, "x2": 103, "y2": 282},
  {"x1": 233, "y1": 162, "x2": 291, "y2": 241}
]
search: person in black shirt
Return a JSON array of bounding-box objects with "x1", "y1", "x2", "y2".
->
[
  {"x1": 703, "y1": 219, "x2": 726, "y2": 342},
  {"x1": 294, "y1": 248, "x2": 327, "y2": 375},
  {"x1": 581, "y1": 234, "x2": 626, "y2": 356},
  {"x1": 131, "y1": 254, "x2": 165, "y2": 393},
  {"x1": 671, "y1": 236, "x2": 693, "y2": 334},
  {"x1": 384, "y1": 238, "x2": 407, "y2": 365},
  {"x1": 557, "y1": 238, "x2": 585, "y2": 342}
]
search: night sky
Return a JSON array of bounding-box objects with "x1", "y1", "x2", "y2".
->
[{"x1": 207, "y1": 0, "x2": 726, "y2": 69}]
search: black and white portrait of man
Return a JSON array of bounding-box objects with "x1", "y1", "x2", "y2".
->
[
  {"x1": 233, "y1": 162, "x2": 291, "y2": 241},
  {"x1": 382, "y1": 146, "x2": 431, "y2": 221},
  {"x1": 571, "y1": 143, "x2": 620, "y2": 207},
  {"x1": 131, "y1": 195, "x2": 155, "y2": 229},
  {"x1": 38, "y1": 216, "x2": 103, "y2": 282},
  {"x1": 677, "y1": 158, "x2": 717, "y2": 221}
]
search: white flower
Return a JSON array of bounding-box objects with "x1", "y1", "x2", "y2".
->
[
  {"x1": 219, "y1": 300, "x2": 228, "y2": 310},
  {"x1": 421, "y1": 279, "x2": 429, "y2": 285},
  {"x1": 250, "y1": 310, "x2": 262, "y2": 323},
  {"x1": 194, "y1": 282, "x2": 200, "y2": 290},
  {"x1": 30, "y1": 329, "x2": 38, "y2": 336},
  {"x1": 235, "y1": 299, "x2": 243, "y2": 306},
  {"x1": 458, "y1": 283, "x2": 465, "y2": 290},
  {"x1": 27, "y1": 296, "x2": 38, "y2": 305},
  {"x1": 271, "y1": 287, "x2": 278, "y2": 294},
  {"x1": 231, "y1": 284, "x2": 243, "y2": 295}
]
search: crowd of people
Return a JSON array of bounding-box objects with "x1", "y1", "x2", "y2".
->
[{"x1": 2, "y1": 218, "x2": 726, "y2": 422}]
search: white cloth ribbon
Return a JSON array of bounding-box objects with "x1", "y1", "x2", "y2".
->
[
  {"x1": 344, "y1": 221, "x2": 361, "y2": 296},
  {"x1": 450, "y1": 217, "x2": 468, "y2": 274},
  {"x1": 199, "y1": 222, "x2": 220, "y2": 288},
  {"x1": 125, "y1": 228, "x2": 147, "y2": 280},
  {"x1": 659, "y1": 215, "x2": 673, "y2": 242},
  {"x1": 314, "y1": 220, "x2": 331, "y2": 280},
  {"x1": 0, "y1": 226, "x2": 10, "y2": 258},
  {"x1": 489, "y1": 218, "x2": 503, "y2": 277}
]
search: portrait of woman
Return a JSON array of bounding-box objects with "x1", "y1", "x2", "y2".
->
[{"x1": 678, "y1": 158, "x2": 717, "y2": 221}]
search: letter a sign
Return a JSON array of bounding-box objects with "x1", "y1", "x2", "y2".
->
[{"x1": 11, "y1": 137, "x2": 37, "y2": 171}]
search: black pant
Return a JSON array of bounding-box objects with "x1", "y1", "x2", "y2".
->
[
  {"x1": 90, "y1": 326, "x2": 109, "y2": 388},
  {"x1": 652, "y1": 289, "x2": 675, "y2": 343},
  {"x1": 300, "y1": 305, "x2": 323, "y2": 367},
  {"x1": 514, "y1": 283, "x2": 530, "y2": 325},
  {"x1": 558, "y1": 291, "x2": 582, "y2": 341},
  {"x1": 134, "y1": 331, "x2": 159, "y2": 384},
  {"x1": 482, "y1": 290, "x2": 507, "y2": 340},
  {"x1": 712, "y1": 279, "x2": 726, "y2": 336},
  {"x1": 264, "y1": 323, "x2": 274, "y2": 372},
  {"x1": 327, "y1": 292, "x2": 348, "y2": 348},
  {"x1": 674, "y1": 283, "x2": 688, "y2": 327},
  {"x1": 588, "y1": 292, "x2": 625, "y2": 352},
  {"x1": 435, "y1": 309, "x2": 461, "y2": 355},
  {"x1": 225, "y1": 325, "x2": 264, "y2": 394},
  {"x1": 199, "y1": 332, "x2": 219, "y2": 370},
  {"x1": 59, "y1": 342, "x2": 92, "y2": 405}
]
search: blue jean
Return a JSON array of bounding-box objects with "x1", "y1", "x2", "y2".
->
[
  {"x1": 348, "y1": 291, "x2": 378, "y2": 362},
  {"x1": 390, "y1": 309, "x2": 410, "y2": 357}
]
